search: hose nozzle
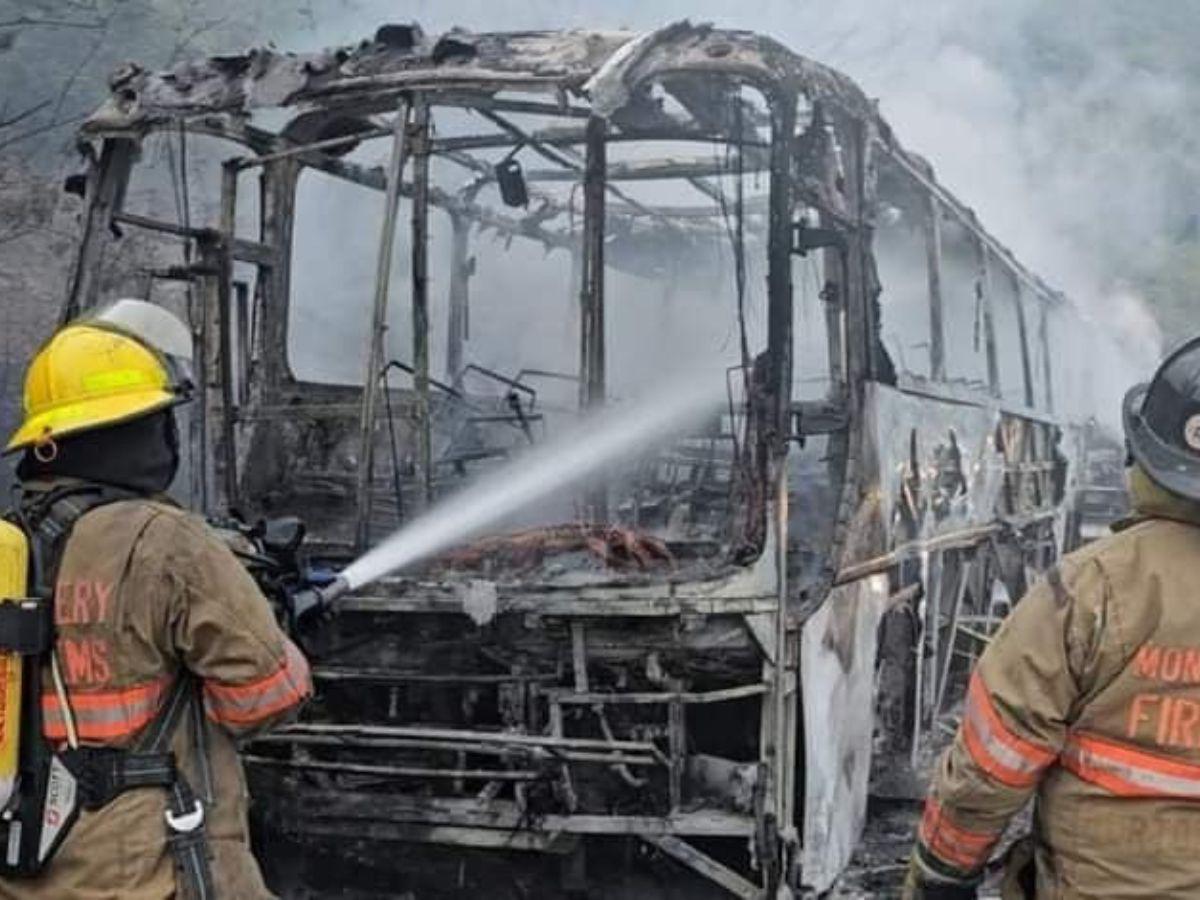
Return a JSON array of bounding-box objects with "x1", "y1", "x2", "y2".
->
[{"x1": 289, "y1": 575, "x2": 351, "y2": 623}]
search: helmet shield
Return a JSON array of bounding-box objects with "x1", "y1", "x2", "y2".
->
[
  {"x1": 1123, "y1": 335, "x2": 1200, "y2": 501},
  {"x1": 87, "y1": 299, "x2": 193, "y2": 362}
]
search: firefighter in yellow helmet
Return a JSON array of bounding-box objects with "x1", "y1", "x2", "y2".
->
[
  {"x1": 0, "y1": 300, "x2": 311, "y2": 899},
  {"x1": 904, "y1": 336, "x2": 1200, "y2": 899}
]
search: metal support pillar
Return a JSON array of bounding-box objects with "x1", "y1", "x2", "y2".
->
[
  {"x1": 194, "y1": 240, "x2": 215, "y2": 514},
  {"x1": 763, "y1": 95, "x2": 798, "y2": 894},
  {"x1": 411, "y1": 97, "x2": 433, "y2": 510},
  {"x1": 766, "y1": 94, "x2": 796, "y2": 446},
  {"x1": 933, "y1": 549, "x2": 972, "y2": 720},
  {"x1": 446, "y1": 213, "x2": 471, "y2": 384},
  {"x1": 1039, "y1": 302, "x2": 1054, "y2": 412},
  {"x1": 668, "y1": 678, "x2": 686, "y2": 813},
  {"x1": 911, "y1": 549, "x2": 940, "y2": 766},
  {"x1": 260, "y1": 158, "x2": 298, "y2": 390},
  {"x1": 579, "y1": 115, "x2": 607, "y2": 522},
  {"x1": 822, "y1": 209, "x2": 848, "y2": 399},
  {"x1": 579, "y1": 116, "x2": 607, "y2": 410},
  {"x1": 771, "y1": 467, "x2": 791, "y2": 827},
  {"x1": 1011, "y1": 271, "x2": 1035, "y2": 409},
  {"x1": 355, "y1": 99, "x2": 411, "y2": 550},
  {"x1": 850, "y1": 118, "x2": 874, "y2": 395},
  {"x1": 975, "y1": 238, "x2": 1001, "y2": 398},
  {"x1": 217, "y1": 161, "x2": 240, "y2": 509},
  {"x1": 924, "y1": 194, "x2": 946, "y2": 381},
  {"x1": 62, "y1": 138, "x2": 136, "y2": 322}
]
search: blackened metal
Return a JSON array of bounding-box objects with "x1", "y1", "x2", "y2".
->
[
  {"x1": 258, "y1": 157, "x2": 297, "y2": 391},
  {"x1": 766, "y1": 93, "x2": 797, "y2": 456},
  {"x1": 1011, "y1": 270, "x2": 1036, "y2": 409},
  {"x1": 1039, "y1": 302, "x2": 1054, "y2": 413},
  {"x1": 524, "y1": 156, "x2": 768, "y2": 183},
  {"x1": 580, "y1": 115, "x2": 607, "y2": 521},
  {"x1": 479, "y1": 108, "x2": 579, "y2": 171},
  {"x1": 234, "y1": 125, "x2": 393, "y2": 169},
  {"x1": 579, "y1": 117, "x2": 607, "y2": 415},
  {"x1": 924, "y1": 194, "x2": 946, "y2": 382},
  {"x1": 479, "y1": 108, "x2": 674, "y2": 229},
  {"x1": 446, "y1": 213, "x2": 471, "y2": 383},
  {"x1": 792, "y1": 222, "x2": 847, "y2": 256},
  {"x1": 218, "y1": 161, "x2": 240, "y2": 510},
  {"x1": 976, "y1": 237, "x2": 1001, "y2": 398},
  {"x1": 411, "y1": 96, "x2": 433, "y2": 509},
  {"x1": 383, "y1": 360, "x2": 463, "y2": 400},
  {"x1": 434, "y1": 94, "x2": 593, "y2": 120},
  {"x1": 380, "y1": 368, "x2": 405, "y2": 524},
  {"x1": 355, "y1": 98, "x2": 411, "y2": 549},
  {"x1": 234, "y1": 280, "x2": 251, "y2": 408},
  {"x1": 821, "y1": 249, "x2": 848, "y2": 401},
  {"x1": 108, "y1": 211, "x2": 275, "y2": 269},
  {"x1": 179, "y1": 125, "x2": 213, "y2": 514},
  {"x1": 849, "y1": 117, "x2": 874, "y2": 393},
  {"x1": 494, "y1": 158, "x2": 528, "y2": 208},
  {"x1": 62, "y1": 138, "x2": 136, "y2": 323},
  {"x1": 62, "y1": 173, "x2": 87, "y2": 198},
  {"x1": 431, "y1": 34, "x2": 478, "y2": 65},
  {"x1": 374, "y1": 23, "x2": 423, "y2": 51},
  {"x1": 434, "y1": 126, "x2": 749, "y2": 154},
  {"x1": 458, "y1": 364, "x2": 536, "y2": 404}
]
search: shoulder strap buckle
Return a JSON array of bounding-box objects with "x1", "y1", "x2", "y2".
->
[{"x1": 165, "y1": 797, "x2": 205, "y2": 834}]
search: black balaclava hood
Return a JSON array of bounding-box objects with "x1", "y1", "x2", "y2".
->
[{"x1": 17, "y1": 408, "x2": 180, "y2": 495}]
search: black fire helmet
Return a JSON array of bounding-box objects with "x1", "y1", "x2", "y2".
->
[{"x1": 1124, "y1": 335, "x2": 1200, "y2": 501}]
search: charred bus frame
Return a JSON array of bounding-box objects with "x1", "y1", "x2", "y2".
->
[{"x1": 62, "y1": 22, "x2": 1091, "y2": 898}]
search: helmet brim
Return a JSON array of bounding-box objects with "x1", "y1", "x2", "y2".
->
[
  {"x1": 1123, "y1": 381, "x2": 1200, "y2": 500},
  {"x1": 4, "y1": 388, "x2": 179, "y2": 454}
]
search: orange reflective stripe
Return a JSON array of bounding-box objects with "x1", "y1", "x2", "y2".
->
[
  {"x1": 42, "y1": 675, "x2": 171, "y2": 743},
  {"x1": 1062, "y1": 732, "x2": 1200, "y2": 799},
  {"x1": 918, "y1": 798, "x2": 1000, "y2": 872},
  {"x1": 962, "y1": 673, "x2": 1056, "y2": 788},
  {"x1": 203, "y1": 641, "x2": 311, "y2": 727}
]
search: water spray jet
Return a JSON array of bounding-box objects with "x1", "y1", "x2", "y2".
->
[{"x1": 298, "y1": 372, "x2": 728, "y2": 612}]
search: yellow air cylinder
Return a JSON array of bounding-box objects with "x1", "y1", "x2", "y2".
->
[{"x1": 0, "y1": 521, "x2": 27, "y2": 810}]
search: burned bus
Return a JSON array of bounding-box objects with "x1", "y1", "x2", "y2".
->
[{"x1": 61, "y1": 22, "x2": 1127, "y2": 898}]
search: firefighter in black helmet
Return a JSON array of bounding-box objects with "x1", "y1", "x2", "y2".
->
[
  {"x1": 1124, "y1": 335, "x2": 1200, "y2": 500},
  {"x1": 905, "y1": 337, "x2": 1200, "y2": 899}
]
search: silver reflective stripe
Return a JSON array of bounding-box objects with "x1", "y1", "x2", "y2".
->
[
  {"x1": 43, "y1": 678, "x2": 170, "y2": 740},
  {"x1": 1062, "y1": 738, "x2": 1200, "y2": 798},
  {"x1": 202, "y1": 643, "x2": 308, "y2": 725},
  {"x1": 962, "y1": 677, "x2": 1052, "y2": 784},
  {"x1": 965, "y1": 698, "x2": 1042, "y2": 778}
]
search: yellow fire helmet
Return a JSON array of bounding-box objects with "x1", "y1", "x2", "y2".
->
[{"x1": 6, "y1": 300, "x2": 193, "y2": 454}]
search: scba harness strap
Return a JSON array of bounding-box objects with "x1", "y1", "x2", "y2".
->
[
  {"x1": 0, "y1": 483, "x2": 215, "y2": 899},
  {"x1": 62, "y1": 745, "x2": 178, "y2": 809},
  {"x1": 59, "y1": 680, "x2": 215, "y2": 900}
]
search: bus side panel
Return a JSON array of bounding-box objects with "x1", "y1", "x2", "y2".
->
[{"x1": 800, "y1": 573, "x2": 889, "y2": 893}]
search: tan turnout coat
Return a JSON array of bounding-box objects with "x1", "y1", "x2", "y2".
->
[
  {"x1": 911, "y1": 467, "x2": 1200, "y2": 899},
  {"x1": 0, "y1": 496, "x2": 312, "y2": 899}
]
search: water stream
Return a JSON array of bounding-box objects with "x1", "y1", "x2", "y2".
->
[{"x1": 339, "y1": 372, "x2": 726, "y2": 592}]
